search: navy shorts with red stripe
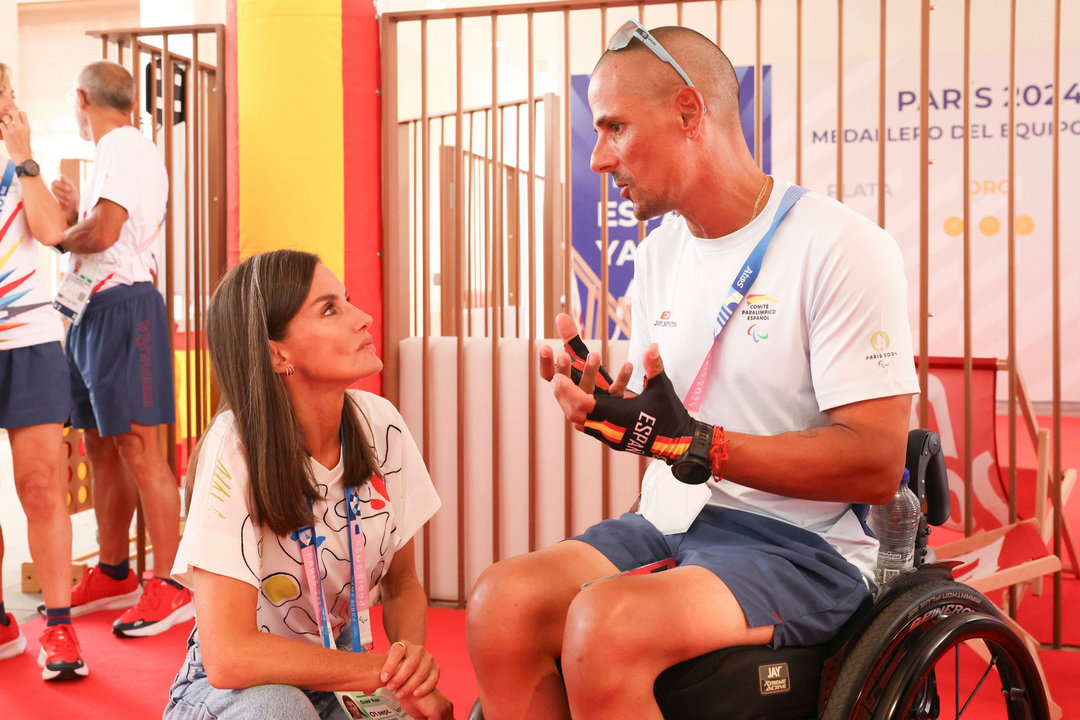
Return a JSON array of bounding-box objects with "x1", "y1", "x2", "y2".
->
[
  {"x1": 67, "y1": 282, "x2": 176, "y2": 437},
  {"x1": 572, "y1": 505, "x2": 870, "y2": 648}
]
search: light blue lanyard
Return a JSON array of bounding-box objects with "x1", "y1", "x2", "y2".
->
[
  {"x1": 684, "y1": 184, "x2": 807, "y2": 412},
  {"x1": 296, "y1": 429, "x2": 372, "y2": 652}
]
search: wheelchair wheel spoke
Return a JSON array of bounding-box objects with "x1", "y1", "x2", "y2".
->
[{"x1": 955, "y1": 655, "x2": 998, "y2": 719}]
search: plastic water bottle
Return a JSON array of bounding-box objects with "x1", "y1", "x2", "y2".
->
[{"x1": 868, "y1": 469, "x2": 921, "y2": 586}]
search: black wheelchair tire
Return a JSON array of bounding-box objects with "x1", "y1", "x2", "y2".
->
[
  {"x1": 819, "y1": 575, "x2": 998, "y2": 720},
  {"x1": 869, "y1": 613, "x2": 1050, "y2": 720}
]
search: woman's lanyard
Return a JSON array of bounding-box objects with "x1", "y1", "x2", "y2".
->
[
  {"x1": 296, "y1": 429, "x2": 374, "y2": 652},
  {"x1": 683, "y1": 184, "x2": 808, "y2": 412}
]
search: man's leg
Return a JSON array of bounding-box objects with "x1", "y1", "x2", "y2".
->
[
  {"x1": 561, "y1": 565, "x2": 774, "y2": 720},
  {"x1": 466, "y1": 540, "x2": 620, "y2": 720},
  {"x1": 113, "y1": 422, "x2": 179, "y2": 576},
  {"x1": 108, "y1": 421, "x2": 191, "y2": 637},
  {"x1": 9, "y1": 424, "x2": 71, "y2": 609},
  {"x1": 83, "y1": 428, "x2": 139, "y2": 566}
]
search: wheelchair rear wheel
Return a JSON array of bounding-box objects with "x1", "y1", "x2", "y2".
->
[
  {"x1": 821, "y1": 575, "x2": 1048, "y2": 720},
  {"x1": 869, "y1": 612, "x2": 1049, "y2": 720}
]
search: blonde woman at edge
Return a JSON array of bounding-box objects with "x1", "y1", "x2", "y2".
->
[{"x1": 165, "y1": 250, "x2": 453, "y2": 720}]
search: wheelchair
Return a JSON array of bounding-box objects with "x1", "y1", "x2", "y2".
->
[{"x1": 468, "y1": 429, "x2": 1052, "y2": 719}]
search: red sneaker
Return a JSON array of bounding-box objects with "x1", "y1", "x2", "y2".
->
[
  {"x1": 112, "y1": 578, "x2": 194, "y2": 637},
  {"x1": 42, "y1": 565, "x2": 141, "y2": 617},
  {"x1": 0, "y1": 614, "x2": 27, "y2": 660},
  {"x1": 38, "y1": 624, "x2": 88, "y2": 680}
]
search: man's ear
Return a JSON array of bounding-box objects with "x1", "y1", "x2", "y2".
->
[
  {"x1": 675, "y1": 86, "x2": 707, "y2": 135},
  {"x1": 268, "y1": 339, "x2": 291, "y2": 375}
]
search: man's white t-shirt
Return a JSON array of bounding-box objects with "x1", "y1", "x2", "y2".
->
[
  {"x1": 174, "y1": 390, "x2": 441, "y2": 644},
  {"x1": 629, "y1": 180, "x2": 920, "y2": 581},
  {"x1": 0, "y1": 154, "x2": 65, "y2": 349},
  {"x1": 72, "y1": 125, "x2": 168, "y2": 294}
]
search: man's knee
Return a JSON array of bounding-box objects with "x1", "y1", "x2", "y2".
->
[
  {"x1": 114, "y1": 425, "x2": 168, "y2": 477},
  {"x1": 467, "y1": 558, "x2": 531, "y2": 630},
  {"x1": 467, "y1": 555, "x2": 563, "y2": 653},
  {"x1": 14, "y1": 466, "x2": 64, "y2": 519}
]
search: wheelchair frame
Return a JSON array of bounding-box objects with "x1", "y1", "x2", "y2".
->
[{"x1": 470, "y1": 430, "x2": 1052, "y2": 720}]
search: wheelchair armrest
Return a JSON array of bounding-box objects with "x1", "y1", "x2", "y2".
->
[{"x1": 906, "y1": 429, "x2": 950, "y2": 527}]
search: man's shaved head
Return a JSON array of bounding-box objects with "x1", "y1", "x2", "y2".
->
[{"x1": 595, "y1": 26, "x2": 741, "y2": 127}]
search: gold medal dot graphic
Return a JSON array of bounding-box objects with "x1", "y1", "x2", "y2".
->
[{"x1": 979, "y1": 216, "x2": 1001, "y2": 236}]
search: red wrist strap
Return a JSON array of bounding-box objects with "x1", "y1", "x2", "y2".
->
[{"x1": 709, "y1": 426, "x2": 728, "y2": 481}]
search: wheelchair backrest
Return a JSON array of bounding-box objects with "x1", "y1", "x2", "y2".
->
[{"x1": 905, "y1": 429, "x2": 950, "y2": 569}]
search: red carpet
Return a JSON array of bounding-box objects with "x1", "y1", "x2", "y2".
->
[
  {"x1": 0, "y1": 606, "x2": 477, "y2": 720},
  {"x1": 0, "y1": 610, "x2": 195, "y2": 719}
]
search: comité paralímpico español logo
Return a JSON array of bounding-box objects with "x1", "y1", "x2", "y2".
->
[{"x1": 743, "y1": 293, "x2": 779, "y2": 343}]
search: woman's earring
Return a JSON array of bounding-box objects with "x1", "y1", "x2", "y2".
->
[{"x1": 285, "y1": 366, "x2": 295, "y2": 376}]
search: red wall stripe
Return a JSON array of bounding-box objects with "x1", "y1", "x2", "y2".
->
[{"x1": 342, "y1": 1, "x2": 384, "y2": 395}]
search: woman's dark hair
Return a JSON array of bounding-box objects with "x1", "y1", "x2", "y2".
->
[{"x1": 192, "y1": 249, "x2": 381, "y2": 536}]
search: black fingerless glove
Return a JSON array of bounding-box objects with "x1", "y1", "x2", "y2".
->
[
  {"x1": 582, "y1": 369, "x2": 715, "y2": 484},
  {"x1": 564, "y1": 335, "x2": 614, "y2": 396}
]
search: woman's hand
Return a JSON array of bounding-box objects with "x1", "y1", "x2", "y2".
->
[
  {"x1": 380, "y1": 639, "x2": 440, "y2": 699},
  {"x1": 397, "y1": 687, "x2": 454, "y2": 720},
  {"x1": 1, "y1": 109, "x2": 33, "y2": 163}
]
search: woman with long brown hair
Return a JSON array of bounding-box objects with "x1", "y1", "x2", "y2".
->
[{"x1": 165, "y1": 250, "x2": 452, "y2": 719}]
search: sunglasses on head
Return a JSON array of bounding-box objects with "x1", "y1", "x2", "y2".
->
[{"x1": 606, "y1": 19, "x2": 695, "y2": 88}]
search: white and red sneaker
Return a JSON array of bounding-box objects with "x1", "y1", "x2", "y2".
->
[
  {"x1": 38, "y1": 624, "x2": 89, "y2": 681},
  {"x1": 112, "y1": 578, "x2": 194, "y2": 637},
  {"x1": 36, "y1": 565, "x2": 142, "y2": 617},
  {"x1": 0, "y1": 614, "x2": 26, "y2": 661}
]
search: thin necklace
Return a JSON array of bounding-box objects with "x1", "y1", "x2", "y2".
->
[{"x1": 751, "y1": 175, "x2": 771, "y2": 221}]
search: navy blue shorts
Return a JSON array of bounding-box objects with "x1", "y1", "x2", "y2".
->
[
  {"x1": 66, "y1": 282, "x2": 176, "y2": 437},
  {"x1": 0, "y1": 342, "x2": 73, "y2": 429},
  {"x1": 572, "y1": 506, "x2": 870, "y2": 648}
]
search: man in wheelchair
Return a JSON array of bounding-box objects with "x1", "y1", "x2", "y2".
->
[{"x1": 465, "y1": 22, "x2": 924, "y2": 720}]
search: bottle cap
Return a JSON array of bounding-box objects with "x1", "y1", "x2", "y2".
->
[{"x1": 900, "y1": 468, "x2": 911, "y2": 485}]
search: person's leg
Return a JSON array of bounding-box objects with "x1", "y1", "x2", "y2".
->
[
  {"x1": 0, "y1": 526, "x2": 27, "y2": 660},
  {"x1": 112, "y1": 422, "x2": 180, "y2": 577},
  {"x1": 9, "y1": 423, "x2": 72, "y2": 609},
  {"x1": 466, "y1": 540, "x2": 620, "y2": 720},
  {"x1": 165, "y1": 677, "x2": 325, "y2": 720},
  {"x1": 561, "y1": 565, "x2": 774, "y2": 720},
  {"x1": 109, "y1": 422, "x2": 190, "y2": 637},
  {"x1": 83, "y1": 428, "x2": 139, "y2": 566}
]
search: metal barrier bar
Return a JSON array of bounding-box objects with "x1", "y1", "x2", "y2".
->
[
  {"x1": 962, "y1": 0, "x2": 974, "y2": 538},
  {"x1": 1051, "y1": 0, "x2": 1063, "y2": 650},
  {"x1": 1006, "y1": 0, "x2": 1019, "y2": 616}
]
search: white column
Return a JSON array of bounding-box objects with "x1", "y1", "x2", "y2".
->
[{"x1": 1, "y1": 0, "x2": 18, "y2": 81}]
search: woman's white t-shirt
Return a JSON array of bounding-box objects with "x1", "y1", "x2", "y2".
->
[{"x1": 173, "y1": 390, "x2": 441, "y2": 644}]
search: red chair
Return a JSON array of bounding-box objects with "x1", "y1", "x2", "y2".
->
[{"x1": 916, "y1": 356, "x2": 1076, "y2": 609}]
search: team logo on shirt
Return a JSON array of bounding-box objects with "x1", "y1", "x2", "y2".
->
[
  {"x1": 653, "y1": 310, "x2": 676, "y2": 328},
  {"x1": 741, "y1": 294, "x2": 779, "y2": 342},
  {"x1": 866, "y1": 330, "x2": 898, "y2": 367}
]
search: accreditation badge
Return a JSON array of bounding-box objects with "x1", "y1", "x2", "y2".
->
[{"x1": 52, "y1": 260, "x2": 96, "y2": 325}]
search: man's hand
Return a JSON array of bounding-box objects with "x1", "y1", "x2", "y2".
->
[
  {"x1": 539, "y1": 312, "x2": 632, "y2": 396},
  {"x1": 1, "y1": 109, "x2": 33, "y2": 164},
  {"x1": 51, "y1": 175, "x2": 80, "y2": 226},
  {"x1": 553, "y1": 344, "x2": 714, "y2": 479}
]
